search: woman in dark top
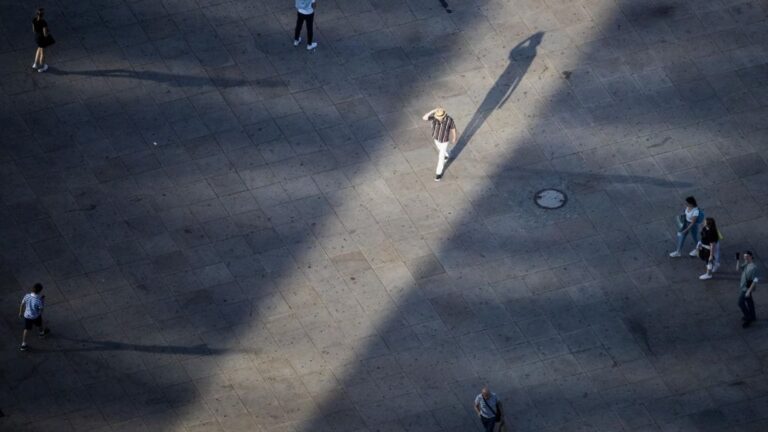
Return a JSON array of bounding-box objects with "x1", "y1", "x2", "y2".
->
[
  {"x1": 697, "y1": 217, "x2": 721, "y2": 280},
  {"x1": 32, "y1": 8, "x2": 50, "y2": 72}
]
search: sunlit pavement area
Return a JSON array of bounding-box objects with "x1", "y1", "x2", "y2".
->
[{"x1": 2, "y1": 0, "x2": 768, "y2": 431}]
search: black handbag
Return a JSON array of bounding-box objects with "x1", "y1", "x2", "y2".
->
[
  {"x1": 698, "y1": 246, "x2": 710, "y2": 261},
  {"x1": 40, "y1": 34, "x2": 55, "y2": 47}
]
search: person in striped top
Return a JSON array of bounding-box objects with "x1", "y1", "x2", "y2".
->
[
  {"x1": 19, "y1": 283, "x2": 48, "y2": 351},
  {"x1": 422, "y1": 107, "x2": 458, "y2": 181}
]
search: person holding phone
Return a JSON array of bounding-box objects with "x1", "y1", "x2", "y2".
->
[
  {"x1": 737, "y1": 251, "x2": 759, "y2": 328},
  {"x1": 19, "y1": 283, "x2": 50, "y2": 350}
]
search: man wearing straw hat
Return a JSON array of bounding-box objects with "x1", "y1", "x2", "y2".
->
[{"x1": 422, "y1": 107, "x2": 457, "y2": 181}]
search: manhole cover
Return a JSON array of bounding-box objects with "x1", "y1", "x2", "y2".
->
[{"x1": 534, "y1": 188, "x2": 567, "y2": 209}]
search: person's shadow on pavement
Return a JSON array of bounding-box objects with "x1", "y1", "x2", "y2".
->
[{"x1": 447, "y1": 32, "x2": 544, "y2": 168}]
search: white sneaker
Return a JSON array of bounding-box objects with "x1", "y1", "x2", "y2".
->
[
  {"x1": 699, "y1": 273, "x2": 712, "y2": 280},
  {"x1": 689, "y1": 249, "x2": 698, "y2": 257},
  {"x1": 669, "y1": 251, "x2": 681, "y2": 257},
  {"x1": 307, "y1": 42, "x2": 317, "y2": 51},
  {"x1": 37, "y1": 64, "x2": 48, "y2": 73},
  {"x1": 293, "y1": 37, "x2": 301, "y2": 47},
  {"x1": 32, "y1": 63, "x2": 39, "y2": 69}
]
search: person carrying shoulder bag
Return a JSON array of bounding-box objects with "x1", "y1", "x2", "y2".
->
[
  {"x1": 670, "y1": 196, "x2": 703, "y2": 257},
  {"x1": 474, "y1": 386, "x2": 506, "y2": 432}
]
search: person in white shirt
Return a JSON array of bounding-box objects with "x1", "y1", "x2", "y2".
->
[
  {"x1": 670, "y1": 196, "x2": 703, "y2": 257},
  {"x1": 19, "y1": 283, "x2": 49, "y2": 351},
  {"x1": 293, "y1": 0, "x2": 317, "y2": 51}
]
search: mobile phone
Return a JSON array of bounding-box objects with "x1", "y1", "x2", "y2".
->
[{"x1": 735, "y1": 252, "x2": 740, "y2": 260}]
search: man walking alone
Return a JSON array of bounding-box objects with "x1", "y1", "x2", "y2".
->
[
  {"x1": 474, "y1": 385, "x2": 504, "y2": 432},
  {"x1": 737, "y1": 251, "x2": 759, "y2": 328},
  {"x1": 422, "y1": 107, "x2": 457, "y2": 181}
]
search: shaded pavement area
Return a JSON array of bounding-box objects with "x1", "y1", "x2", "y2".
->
[{"x1": 2, "y1": 0, "x2": 768, "y2": 431}]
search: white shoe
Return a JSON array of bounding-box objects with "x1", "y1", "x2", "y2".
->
[
  {"x1": 307, "y1": 42, "x2": 317, "y2": 51},
  {"x1": 37, "y1": 64, "x2": 48, "y2": 73},
  {"x1": 669, "y1": 251, "x2": 681, "y2": 257},
  {"x1": 699, "y1": 273, "x2": 712, "y2": 280},
  {"x1": 293, "y1": 37, "x2": 301, "y2": 47},
  {"x1": 689, "y1": 249, "x2": 698, "y2": 257},
  {"x1": 32, "y1": 63, "x2": 39, "y2": 69}
]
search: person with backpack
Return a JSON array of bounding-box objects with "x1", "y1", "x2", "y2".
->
[
  {"x1": 669, "y1": 196, "x2": 703, "y2": 257},
  {"x1": 696, "y1": 217, "x2": 721, "y2": 280},
  {"x1": 474, "y1": 386, "x2": 504, "y2": 432}
]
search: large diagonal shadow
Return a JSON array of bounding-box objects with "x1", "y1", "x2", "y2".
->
[
  {"x1": 291, "y1": 37, "x2": 704, "y2": 432},
  {"x1": 1, "y1": 1, "x2": 766, "y2": 431},
  {"x1": 292, "y1": 16, "x2": 768, "y2": 432}
]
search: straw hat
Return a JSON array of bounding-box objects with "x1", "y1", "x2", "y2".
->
[{"x1": 434, "y1": 107, "x2": 446, "y2": 120}]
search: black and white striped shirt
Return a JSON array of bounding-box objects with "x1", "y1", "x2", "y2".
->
[
  {"x1": 429, "y1": 115, "x2": 455, "y2": 143},
  {"x1": 21, "y1": 293, "x2": 44, "y2": 319}
]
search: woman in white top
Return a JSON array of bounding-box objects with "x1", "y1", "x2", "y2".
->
[{"x1": 670, "y1": 196, "x2": 702, "y2": 257}]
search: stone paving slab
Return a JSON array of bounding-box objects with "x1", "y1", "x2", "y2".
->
[{"x1": 2, "y1": 0, "x2": 768, "y2": 431}]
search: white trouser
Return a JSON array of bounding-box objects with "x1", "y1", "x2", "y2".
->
[{"x1": 434, "y1": 140, "x2": 451, "y2": 175}]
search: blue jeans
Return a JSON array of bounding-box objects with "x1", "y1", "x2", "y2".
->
[
  {"x1": 706, "y1": 243, "x2": 720, "y2": 270},
  {"x1": 675, "y1": 222, "x2": 699, "y2": 253}
]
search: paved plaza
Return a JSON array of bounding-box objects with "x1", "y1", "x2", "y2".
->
[{"x1": 2, "y1": 0, "x2": 768, "y2": 431}]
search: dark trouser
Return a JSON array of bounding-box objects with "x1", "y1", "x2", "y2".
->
[
  {"x1": 480, "y1": 416, "x2": 496, "y2": 432},
  {"x1": 294, "y1": 12, "x2": 314, "y2": 44},
  {"x1": 739, "y1": 292, "x2": 756, "y2": 321},
  {"x1": 24, "y1": 315, "x2": 43, "y2": 330}
]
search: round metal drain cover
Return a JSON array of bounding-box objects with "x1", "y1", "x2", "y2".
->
[{"x1": 534, "y1": 188, "x2": 567, "y2": 209}]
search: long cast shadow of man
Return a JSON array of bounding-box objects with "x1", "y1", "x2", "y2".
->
[{"x1": 447, "y1": 32, "x2": 544, "y2": 168}]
